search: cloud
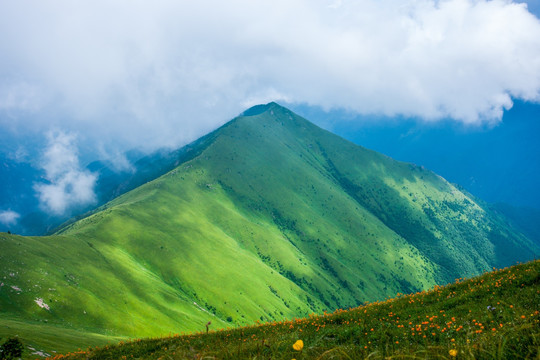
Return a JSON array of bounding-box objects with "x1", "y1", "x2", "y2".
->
[
  {"x1": 1, "y1": 0, "x2": 540, "y2": 153},
  {"x1": 34, "y1": 131, "x2": 97, "y2": 215},
  {"x1": 0, "y1": 210, "x2": 20, "y2": 226},
  {"x1": 6, "y1": 146, "x2": 30, "y2": 163}
]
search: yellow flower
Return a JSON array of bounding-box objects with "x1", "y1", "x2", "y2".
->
[
  {"x1": 292, "y1": 340, "x2": 304, "y2": 351},
  {"x1": 449, "y1": 349, "x2": 458, "y2": 357}
]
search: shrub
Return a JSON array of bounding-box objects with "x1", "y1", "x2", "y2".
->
[{"x1": 0, "y1": 337, "x2": 23, "y2": 360}]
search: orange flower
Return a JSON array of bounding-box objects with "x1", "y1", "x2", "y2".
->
[{"x1": 449, "y1": 349, "x2": 458, "y2": 357}]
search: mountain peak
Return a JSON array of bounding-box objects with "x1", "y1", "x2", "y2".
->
[{"x1": 239, "y1": 102, "x2": 283, "y2": 117}]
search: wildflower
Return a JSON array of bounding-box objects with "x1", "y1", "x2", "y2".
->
[
  {"x1": 449, "y1": 349, "x2": 458, "y2": 357},
  {"x1": 293, "y1": 340, "x2": 304, "y2": 351}
]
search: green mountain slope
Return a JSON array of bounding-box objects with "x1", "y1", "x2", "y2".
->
[
  {"x1": 0, "y1": 103, "x2": 538, "y2": 355},
  {"x1": 47, "y1": 260, "x2": 540, "y2": 360}
]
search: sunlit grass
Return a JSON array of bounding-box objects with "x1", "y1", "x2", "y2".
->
[{"x1": 49, "y1": 260, "x2": 539, "y2": 360}]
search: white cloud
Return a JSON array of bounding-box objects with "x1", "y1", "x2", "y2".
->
[
  {"x1": 34, "y1": 131, "x2": 97, "y2": 215},
  {"x1": 0, "y1": 0, "x2": 539, "y2": 152},
  {"x1": 6, "y1": 146, "x2": 30, "y2": 163},
  {"x1": 0, "y1": 81, "x2": 45, "y2": 112},
  {"x1": 0, "y1": 210, "x2": 20, "y2": 226}
]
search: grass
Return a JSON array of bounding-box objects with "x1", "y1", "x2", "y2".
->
[
  {"x1": 45, "y1": 259, "x2": 540, "y2": 359},
  {"x1": 0, "y1": 315, "x2": 122, "y2": 359}
]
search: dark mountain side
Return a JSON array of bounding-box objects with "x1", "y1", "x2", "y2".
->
[{"x1": 490, "y1": 203, "x2": 540, "y2": 246}]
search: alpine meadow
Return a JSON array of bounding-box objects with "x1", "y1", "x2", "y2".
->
[{"x1": 1, "y1": 103, "x2": 538, "y2": 358}]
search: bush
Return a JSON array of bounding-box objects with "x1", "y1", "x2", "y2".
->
[{"x1": 0, "y1": 337, "x2": 23, "y2": 360}]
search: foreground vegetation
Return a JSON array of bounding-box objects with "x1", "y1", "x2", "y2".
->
[{"x1": 47, "y1": 260, "x2": 539, "y2": 360}]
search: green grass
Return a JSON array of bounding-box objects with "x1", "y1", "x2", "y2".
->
[
  {"x1": 1, "y1": 102, "x2": 538, "y2": 357},
  {"x1": 46, "y1": 260, "x2": 540, "y2": 359},
  {"x1": 0, "y1": 315, "x2": 122, "y2": 359}
]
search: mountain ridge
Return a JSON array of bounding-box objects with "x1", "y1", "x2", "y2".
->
[{"x1": 0, "y1": 102, "x2": 538, "y2": 354}]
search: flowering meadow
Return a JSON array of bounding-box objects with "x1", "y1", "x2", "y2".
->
[{"x1": 46, "y1": 260, "x2": 539, "y2": 359}]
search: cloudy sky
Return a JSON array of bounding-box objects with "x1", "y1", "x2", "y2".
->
[{"x1": 1, "y1": 0, "x2": 540, "y2": 220}]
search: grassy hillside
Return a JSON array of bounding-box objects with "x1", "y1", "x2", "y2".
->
[
  {"x1": 1, "y1": 103, "x2": 538, "y2": 356},
  {"x1": 45, "y1": 260, "x2": 540, "y2": 360}
]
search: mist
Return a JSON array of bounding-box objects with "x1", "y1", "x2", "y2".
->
[{"x1": 33, "y1": 131, "x2": 97, "y2": 215}]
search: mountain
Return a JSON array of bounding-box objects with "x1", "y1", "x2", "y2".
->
[
  {"x1": 5, "y1": 101, "x2": 540, "y2": 238},
  {"x1": 0, "y1": 102, "x2": 538, "y2": 355},
  {"x1": 288, "y1": 100, "x2": 540, "y2": 210}
]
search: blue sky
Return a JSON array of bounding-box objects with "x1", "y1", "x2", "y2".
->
[
  {"x1": 519, "y1": 0, "x2": 540, "y2": 15},
  {"x1": 1, "y1": 0, "x2": 540, "y2": 221}
]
